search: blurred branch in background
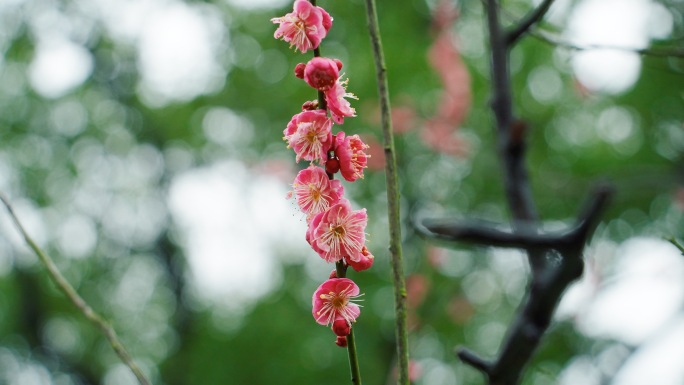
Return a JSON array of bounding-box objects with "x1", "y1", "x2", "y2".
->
[
  {"x1": 418, "y1": 0, "x2": 616, "y2": 383},
  {"x1": 421, "y1": 185, "x2": 612, "y2": 384},
  {"x1": 506, "y1": 0, "x2": 556, "y2": 45},
  {"x1": 667, "y1": 237, "x2": 684, "y2": 255},
  {"x1": 532, "y1": 29, "x2": 684, "y2": 58},
  {"x1": 0, "y1": 192, "x2": 152, "y2": 385}
]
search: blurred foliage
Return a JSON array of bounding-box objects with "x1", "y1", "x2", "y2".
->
[{"x1": 0, "y1": 0, "x2": 683, "y2": 384}]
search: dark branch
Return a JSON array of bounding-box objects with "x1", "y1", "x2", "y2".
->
[
  {"x1": 506, "y1": 0, "x2": 556, "y2": 46},
  {"x1": 420, "y1": 184, "x2": 611, "y2": 384},
  {"x1": 419, "y1": 184, "x2": 612, "y2": 253},
  {"x1": 457, "y1": 348, "x2": 492, "y2": 374},
  {"x1": 484, "y1": 0, "x2": 543, "y2": 271},
  {"x1": 419, "y1": 1, "x2": 615, "y2": 382}
]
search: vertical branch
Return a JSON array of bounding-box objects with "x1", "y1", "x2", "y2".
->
[
  {"x1": 363, "y1": 1, "x2": 409, "y2": 384},
  {"x1": 0, "y1": 193, "x2": 152, "y2": 385},
  {"x1": 485, "y1": 0, "x2": 542, "y2": 275},
  {"x1": 486, "y1": 0, "x2": 538, "y2": 225}
]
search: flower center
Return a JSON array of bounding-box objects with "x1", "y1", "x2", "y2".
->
[
  {"x1": 331, "y1": 292, "x2": 348, "y2": 309},
  {"x1": 309, "y1": 184, "x2": 321, "y2": 201},
  {"x1": 332, "y1": 225, "x2": 346, "y2": 237},
  {"x1": 306, "y1": 130, "x2": 318, "y2": 143}
]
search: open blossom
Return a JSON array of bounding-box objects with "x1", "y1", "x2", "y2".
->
[
  {"x1": 304, "y1": 57, "x2": 341, "y2": 91},
  {"x1": 334, "y1": 132, "x2": 369, "y2": 182},
  {"x1": 271, "y1": 0, "x2": 333, "y2": 53},
  {"x1": 325, "y1": 79, "x2": 357, "y2": 124},
  {"x1": 306, "y1": 198, "x2": 367, "y2": 263},
  {"x1": 312, "y1": 278, "x2": 362, "y2": 327},
  {"x1": 290, "y1": 165, "x2": 344, "y2": 218},
  {"x1": 284, "y1": 109, "x2": 333, "y2": 163}
]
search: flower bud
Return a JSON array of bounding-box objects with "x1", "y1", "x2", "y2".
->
[
  {"x1": 335, "y1": 336, "x2": 348, "y2": 347},
  {"x1": 304, "y1": 57, "x2": 340, "y2": 91},
  {"x1": 328, "y1": 269, "x2": 337, "y2": 279},
  {"x1": 301, "y1": 100, "x2": 319, "y2": 111},
  {"x1": 325, "y1": 158, "x2": 340, "y2": 174},
  {"x1": 332, "y1": 318, "x2": 351, "y2": 336},
  {"x1": 294, "y1": 63, "x2": 306, "y2": 79}
]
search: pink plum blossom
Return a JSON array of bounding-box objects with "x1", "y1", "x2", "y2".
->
[
  {"x1": 304, "y1": 57, "x2": 340, "y2": 91},
  {"x1": 325, "y1": 79, "x2": 357, "y2": 124},
  {"x1": 271, "y1": 0, "x2": 332, "y2": 53},
  {"x1": 334, "y1": 132, "x2": 369, "y2": 182},
  {"x1": 306, "y1": 198, "x2": 367, "y2": 263},
  {"x1": 290, "y1": 165, "x2": 344, "y2": 219},
  {"x1": 284, "y1": 109, "x2": 333, "y2": 163},
  {"x1": 312, "y1": 278, "x2": 362, "y2": 327}
]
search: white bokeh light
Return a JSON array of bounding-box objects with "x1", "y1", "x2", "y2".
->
[
  {"x1": 28, "y1": 38, "x2": 93, "y2": 98},
  {"x1": 566, "y1": 0, "x2": 668, "y2": 94},
  {"x1": 137, "y1": 3, "x2": 227, "y2": 106},
  {"x1": 168, "y1": 160, "x2": 307, "y2": 312}
]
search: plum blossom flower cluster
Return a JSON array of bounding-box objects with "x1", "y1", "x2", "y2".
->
[{"x1": 272, "y1": 0, "x2": 373, "y2": 347}]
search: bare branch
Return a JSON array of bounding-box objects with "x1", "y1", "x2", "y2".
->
[
  {"x1": 419, "y1": 185, "x2": 611, "y2": 384},
  {"x1": 419, "y1": 184, "x2": 612, "y2": 252},
  {"x1": 418, "y1": 0, "x2": 614, "y2": 382},
  {"x1": 0, "y1": 192, "x2": 152, "y2": 385},
  {"x1": 506, "y1": 0, "x2": 556, "y2": 46}
]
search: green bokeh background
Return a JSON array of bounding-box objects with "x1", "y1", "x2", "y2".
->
[{"x1": 0, "y1": 0, "x2": 683, "y2": 384}]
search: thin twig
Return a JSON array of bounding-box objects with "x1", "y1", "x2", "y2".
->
[
  {"x1": 667, "y1": 237, "x2": 684, "y2": 256},
  {"x1": 363, "y1": 0, "x2": 409, "y2": 384},
  {"x1": 532, "y1": 29, "x2": 684, "y2": 58},
  {"x1": 506, "y1": 0, "x2": 556, "y2": 46},
  {"x1": 0, "y1": 192, "x2": 152, "y2": 385}
]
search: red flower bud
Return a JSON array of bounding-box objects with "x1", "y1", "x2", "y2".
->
[
  {"x1": 332, "y1": 318, "x2": 351, "y2": 336},
  {"x1": 301, "y1": 100, "x2": 319, "y2": 111},
  {"x1": 294, "y1": 63, "x2": 306, "y2": 79},
  {"x1": 335, "y1": 336, "x2": 348, "y2": 347},
  {"x1": 326, "y1": 158, "x2": 340, "y2": 174}
]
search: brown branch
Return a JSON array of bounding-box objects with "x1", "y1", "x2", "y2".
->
[
  {"x1": 0, "y1": 192, "x2": 152, "y2": 385},
  {"x1": 506, "y1": 0, "x2": 556, "y2": 46}
]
